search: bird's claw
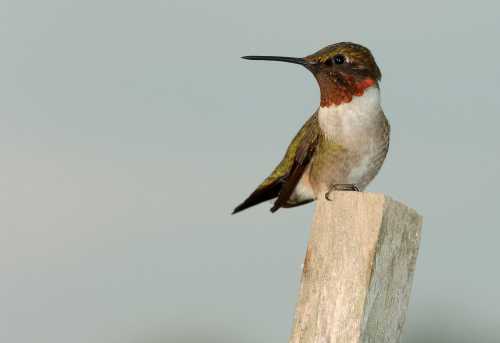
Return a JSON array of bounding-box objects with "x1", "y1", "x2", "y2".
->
[{"x1": 325, "y1": 184, "x2": 360, "y2": 201}]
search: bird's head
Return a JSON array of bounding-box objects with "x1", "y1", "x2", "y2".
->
[{"x1": 242, "y1": 42, "x2": 381, "y2": 107}]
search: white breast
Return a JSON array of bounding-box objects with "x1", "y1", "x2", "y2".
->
[
  {"x1": 318, "y1": 86, "x2": 381, "y2": 140},
  {"x1": 317, "y1": 86, "x2": 384, "y2": 187}
]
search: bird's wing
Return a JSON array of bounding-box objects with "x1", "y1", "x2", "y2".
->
[{"x1": 232, "y1": 111, "x2": 320, "y2": 214}]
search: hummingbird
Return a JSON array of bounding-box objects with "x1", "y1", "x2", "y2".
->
[{"x1": 233, "y1": 42, "x2": 389, "y2": 214}]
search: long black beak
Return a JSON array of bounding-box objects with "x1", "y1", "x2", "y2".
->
[{"x1": 241, "y1": 55, "x2": 313, "y2": 68}]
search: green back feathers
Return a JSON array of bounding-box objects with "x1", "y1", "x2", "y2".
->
[{"x1": 232, "y1": 112, "x2": 320, "y2": 214}]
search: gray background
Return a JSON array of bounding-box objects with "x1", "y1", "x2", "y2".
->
[{"x1": 1, "y1": 0, "x2": 499, "y2": 342}]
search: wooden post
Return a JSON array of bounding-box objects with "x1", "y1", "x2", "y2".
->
[{"x1": 289, "y1": 192, "x2": 422, "y2": 343}]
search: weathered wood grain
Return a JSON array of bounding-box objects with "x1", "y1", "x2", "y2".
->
[{"x1": 289, "y1": 192, "x2": 422, "y2": 343}]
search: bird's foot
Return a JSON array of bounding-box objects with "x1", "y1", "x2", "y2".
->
[{"x1": 325, "y1": 184, "x2": 360, "y2": 201}]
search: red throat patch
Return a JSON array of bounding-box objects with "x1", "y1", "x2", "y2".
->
[{"x1": 319, "y1": 75, "x2": 376, "y2": 107}]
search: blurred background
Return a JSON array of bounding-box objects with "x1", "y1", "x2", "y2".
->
[{"x1": 1, "y1": 0, "x2": 499, "y2": 342}]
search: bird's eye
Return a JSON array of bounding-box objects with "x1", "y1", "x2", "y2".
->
[{"x1": 333, "y1": 54, "x2": 346, "y2": 65}]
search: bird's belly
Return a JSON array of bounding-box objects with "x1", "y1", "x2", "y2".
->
[
  {"x1": 309, "y1": 141, "x2": 388, "y2": 195},
  {"x1": 345, "y1": 148, "x2": 384, "y2": 188},
  {"x1": 287, "y1": 144, "x2": 386, "y2": 205}
]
